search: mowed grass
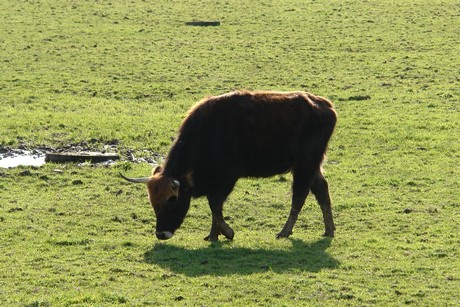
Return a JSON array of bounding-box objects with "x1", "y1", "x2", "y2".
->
[{"x1": 0, "y1": 0, "x2": 459, "y2": 305}]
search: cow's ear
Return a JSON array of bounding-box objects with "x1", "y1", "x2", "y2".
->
[{"x1": 152, "y1": 165, "x2": 163, "y2": 175}]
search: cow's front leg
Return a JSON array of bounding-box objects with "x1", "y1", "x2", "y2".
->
[
  {"x1": 205, "y1": 194, "x2": 234, "y2": 241},
  {"x1": 204, "y1": 216, "x2": 221, "y2": 242},
  {"x1": 204, "y1": 214, "x2": 234, "y2": 242}
]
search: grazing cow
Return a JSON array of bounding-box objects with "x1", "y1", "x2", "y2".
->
[{"x1": 121, "y1": 90, "x2": 337, "y2": 241}]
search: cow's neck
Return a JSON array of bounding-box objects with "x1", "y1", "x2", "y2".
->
[{"x1": 162, "y1": 139, "x2": 191, "y2": 180}]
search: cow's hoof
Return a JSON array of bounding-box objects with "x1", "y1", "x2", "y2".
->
[
  {"x1": 276, "y1": 230, "x2": 292, "y2": 239},
  {"x1": 221, "y1": 226, "x2": 234, "y2": 240},
  {"x1": 204, "y1": 234, "x2": 219, "y2": 242},
  {"x1": 323, "y1": 225, "x2": 335, "y2": 238}
]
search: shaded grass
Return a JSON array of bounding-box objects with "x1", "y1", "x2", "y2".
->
[{"x1": 146, "y1": 238, "x2": 338, "y2": 276}]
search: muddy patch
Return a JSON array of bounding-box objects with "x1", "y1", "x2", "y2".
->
[
  {"x1": 45, "y1": 152, "x2": 120, "y2": 164},
  {"x1": 0, "y1": 145, "x2": 162, "y2": 168}
]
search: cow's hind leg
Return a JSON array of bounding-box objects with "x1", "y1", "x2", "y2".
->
[
  {"x1": 277, "y1": 169, "x2": 313, "y2": 239},
  {"x1": 310, "y1": 171, "x2": 335, "y2": 237},
  {"x1": 205, "y1": 190, "x2": 235, "y2": 242}
]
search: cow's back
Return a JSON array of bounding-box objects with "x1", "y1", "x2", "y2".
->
[{"x1": 176, "y1": 91, "x2": 335, "y2": 179}]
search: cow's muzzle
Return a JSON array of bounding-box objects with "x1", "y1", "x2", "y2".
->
[{"x1": 156, "y1": 231, "x2": 174, "y2": 240}]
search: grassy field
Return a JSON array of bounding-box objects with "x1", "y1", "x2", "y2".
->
[{"x1": 1, "y1": 0, "x2": 459, "y2": 305}]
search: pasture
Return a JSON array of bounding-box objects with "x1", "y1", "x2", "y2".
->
[{"x1": 0, "y1": 0, "x2": 459, "y2": 305}]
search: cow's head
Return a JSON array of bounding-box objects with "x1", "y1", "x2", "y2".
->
[{"x1": 120, "y1": 166, "x2": 189, "y2": 240}]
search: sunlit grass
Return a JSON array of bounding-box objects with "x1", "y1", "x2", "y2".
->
[{"x1": 0, "y1": 0, "x2": 459, "y2": 305}]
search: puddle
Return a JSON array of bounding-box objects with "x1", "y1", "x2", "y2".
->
[
  {"x1": 0, "y1": 146, "x2": 161, "y2": 169},
  {"x1": 0, "y1": 151, "x2": 46, "y2": 168}
]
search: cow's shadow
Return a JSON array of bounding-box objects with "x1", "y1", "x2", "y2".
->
[{"x1": 144, "y1": 237, "x2": 339, "y2": 276}]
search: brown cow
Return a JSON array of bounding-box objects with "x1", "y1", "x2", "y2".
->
[{"x1": 121, "y1": 90, "x2": 337, "y2": 241}]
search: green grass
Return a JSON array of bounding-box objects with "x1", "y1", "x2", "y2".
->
[{"x1": 1, "y1": 0, "x2": 459, "y2": 305}]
